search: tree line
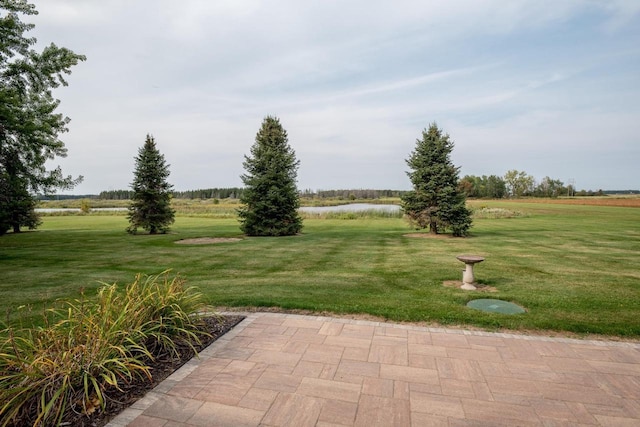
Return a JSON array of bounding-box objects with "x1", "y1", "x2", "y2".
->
[
  {"x1": 459, "y1": 171, "x2": 606, "y2": 199},
  {"x1": 97, "y1": 187, "x2": 246, "y2": 200}
]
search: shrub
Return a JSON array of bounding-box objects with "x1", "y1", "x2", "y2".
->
[{"x1": 0, "y1": 271, "x2": 207, "y2": 426}]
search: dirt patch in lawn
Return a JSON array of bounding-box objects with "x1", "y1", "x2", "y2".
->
[
  {"x1": 442, "y1": 280, "x2": 498, "y2": 292},
  {"x1": 175, "y1": 237, "x2": 242, "y2": 244}
]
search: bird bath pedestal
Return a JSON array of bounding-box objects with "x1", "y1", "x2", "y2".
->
[{"x1": 456, "y1": 255, "x2": 485, "y2": 290}]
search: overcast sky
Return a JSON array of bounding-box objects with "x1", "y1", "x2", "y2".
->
[{"x1": 29, "y1": 0, "x2": 640, "y2": 194}]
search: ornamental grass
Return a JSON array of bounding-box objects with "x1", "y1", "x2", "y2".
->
[{"x1": 0, "y1": 271, "x2": 207, "y2": 427}]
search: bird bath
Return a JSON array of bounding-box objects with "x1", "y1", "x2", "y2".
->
[{"x1": 456, "y1": 255, "x2": 485, "y2": 290}]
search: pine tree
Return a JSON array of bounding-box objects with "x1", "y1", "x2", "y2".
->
[
  {"x1": 401, "y1": 123, "x2": 472, "y2": 237},
  {"x1": 127, "y1": 134, "x2": 175, "y2": 234},
  {"x1": 238, "y1": 116, "x2": 303, "y2": 236}
]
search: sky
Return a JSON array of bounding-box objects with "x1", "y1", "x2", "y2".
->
[{"x1": 27, "y1": 0, "x2": 640, "y2": 194}]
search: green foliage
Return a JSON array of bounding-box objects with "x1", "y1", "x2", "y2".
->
[
  {"x1": 459, "y1": 174, "x2": 507, "y2": 199},
  {"x1": 0, "y1": 150, "x2": 40, "y2": 234},
  {"x1": 127, "y1": 134, "x2": 175, "y2": 234},
  {"x1": 98, "y1": 189, "x2": 134, "y2": 200},
  {"x1": 401, "y1": 123, "x2": 472, "y2": 236},
  {"x1": 79, "y1": 198, "x2": 90, "y2": 214},
  {"x1": 238, "y1": 116, "x2": 303, "y2": 236},
  {"x1": 0, "y1": 271, "x2": 207, "y2": 426},
  {"x1": 0, "y1": 1, "x2": 85, "y2": 235},
  {"x1": 504, "y1": 169, "x2": 535, "y2": 198},
  {"x1": 533, "y1": 176, "x2": 566, "y2": 198}
]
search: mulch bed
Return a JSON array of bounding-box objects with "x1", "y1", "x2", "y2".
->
[{"x1": 62, "y1": 315, "x2": 245, "y2": 427}]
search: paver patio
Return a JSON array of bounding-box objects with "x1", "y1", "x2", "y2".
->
[{"x1": 107, "y1": 312, "x2": 640, "y2": 426}]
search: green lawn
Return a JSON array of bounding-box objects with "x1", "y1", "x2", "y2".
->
[{"x1": 1, "y1": 201, "x2": 639, "y2": 337}]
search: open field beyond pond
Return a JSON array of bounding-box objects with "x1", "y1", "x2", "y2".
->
[{"x1": 1, "y1": 200, "x2": 639, "y2": 337}]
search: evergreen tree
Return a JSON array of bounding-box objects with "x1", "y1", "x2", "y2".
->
[
  {"x1": 401, "y1": 123, "x2": 472, "y2": 237},
  {"x1": 0, "y1": 148, "x2": 40, "y2": 235},
  {"x1": 127, "y1": 134, "x2": 175, "y2": 234},
  {"x1": 0, "y1": 1, "x2": 85, "y2": 234},
  {"x1": 238, "y1": 116, "x2": 303, "y2": 236}
]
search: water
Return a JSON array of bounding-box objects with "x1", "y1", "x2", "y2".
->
[
  {"x1": 35, "y1": 208, "x2": 128, "y2": 213},
  {"x1": 299, "y1": 203, "x2": 401, "y2": 214}
]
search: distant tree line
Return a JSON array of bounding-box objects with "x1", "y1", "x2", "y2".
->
[
  {"x1": 95, "y1": 187, "x2": 402, "y2": 200},
  {"x1": 38, "y1": 194, "x2": 97, "y2": 201},
  {"x1": 97, "y1": 190, "x2": 134, "y2": 200},
  {"x1": 97, "y1": 188, "x2": 246, "y2": 200},
  {"x1": 67, "y1": 182, "x2": 623, "y2": 202},
  {"x1": 173, "y1": 188, "x2": 245, "y2": 199},
  {"x1": 300, "y1": 189, "x2": 406, "y2": 200},
  {"x1": 459, "y1": 170, "x2": 610, "y2": 199}
]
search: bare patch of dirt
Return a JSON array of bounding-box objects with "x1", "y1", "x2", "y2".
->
[
  {"x1": 442, "y1": 280, "x2": 498, "y2": 292},
  {"x1": 403, "y1": 233, "x2": 454, "y2": 239},
  {"x1": 175, "y1": 237, "x2": 242, "y2": 244}
]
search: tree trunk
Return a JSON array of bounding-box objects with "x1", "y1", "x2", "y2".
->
[
  {"x1": 12, "y1": 224, "x2": 20, "y2": 233},
  {"x1": 429, "y1": 220, "x2": 438, "y2": 235}
]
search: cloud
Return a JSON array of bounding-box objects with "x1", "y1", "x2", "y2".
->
[{"x1": 28, "y1": 0, "x2": 640, "y2": 193}]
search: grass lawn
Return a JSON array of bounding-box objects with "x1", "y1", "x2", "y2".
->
[{"x1": 1, "y1": 200, "x2": 639, "y2": 337}]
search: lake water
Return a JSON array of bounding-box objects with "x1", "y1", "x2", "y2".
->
[
  {"x1": 299, "y1": 203, "x2": 401, "y2": 214},
  {"x1": 35, "y1": 208, "x2": 128, "y2": 213}
]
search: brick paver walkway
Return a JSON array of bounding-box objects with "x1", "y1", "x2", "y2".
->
[{"x1": 107, "y1": 313, "x2": 640, "y2": 426}]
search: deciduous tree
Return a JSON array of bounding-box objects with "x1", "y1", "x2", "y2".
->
[
  {"x1": 504, "y1": 169, "x2": 535, "y2": 198},
  {"x1": 0, "y1": 1, "x2": 85, "y2": 233},
  {"x1": 401, "y1": 123, "x2": 472, "y2": 236},
  {"x1": 127, "y1": 135, "x2": 175, "y2": 234},
  {"x1": 238, "y1": 116, "x2": 303, "y2": 236}
]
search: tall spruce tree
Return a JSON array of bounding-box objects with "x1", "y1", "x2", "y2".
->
[
  {"x1": 127, "y1": 134, "x2": 175, "y2": 234},
  {"x1": 401, "y1": 123, "x2": 472, "y2": 237},
  {"x1": 0, "y1": 1, "x2": 85, "y2": 234},
  {"x1": 238, "y1": 116, "x2": 303, "y2": 236}
]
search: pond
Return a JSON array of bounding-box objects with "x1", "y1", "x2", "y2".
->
[
  {"x1": 299, "y1": 203, "x2": 401, "y2": 214},
  {"x1": 35, "y1": 208, "x2": 128, "y2": 213}
]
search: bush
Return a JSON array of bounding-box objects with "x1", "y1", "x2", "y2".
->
[{"x1": 0, "y1": 271, "x2": 207, "y2": 426}]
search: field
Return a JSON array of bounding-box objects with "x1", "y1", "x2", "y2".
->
[{"x1": 2, "y1": 198, "x2": 639, "y2": 338}]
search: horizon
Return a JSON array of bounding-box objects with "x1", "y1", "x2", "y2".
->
[{"x1": 30, "y1": 1, "x2": 640, "y2": 194}]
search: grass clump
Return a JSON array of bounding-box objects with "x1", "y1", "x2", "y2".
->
[
  {"x1": 0, "y1": 271, "x2": 207, "y2": 427},
  {"x1": 301, "y1": 209, "x2": 403, "y2": 220},
  {"x1": 471, "y1": 206, "x2": 526, "y2": 219}
]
